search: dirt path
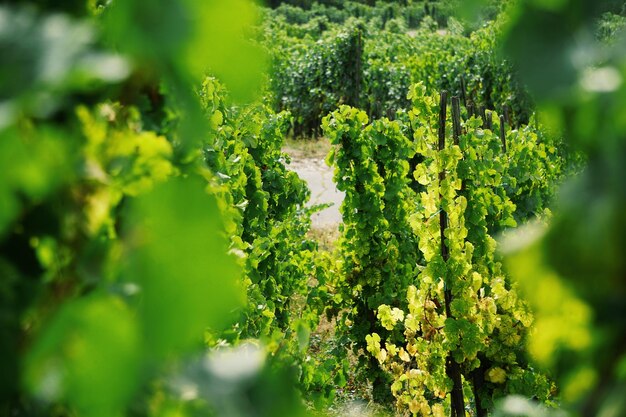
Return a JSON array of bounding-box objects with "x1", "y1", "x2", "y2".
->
[{"x1": 283, "y1": 139, "x2": 344, "y2": 229}]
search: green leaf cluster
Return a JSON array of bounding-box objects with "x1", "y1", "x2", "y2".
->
[
  {"x1": 199, "y1": 77, "x2": 340, "y2": 407},
  {"x1": 263, "y1": 6, "x2": 532, "y2": 137},
  {"x1": 362, "y1": 86, "x2": 561, "y2": 415},
  {"x1": 323, "y1": 104, "x2": 422, "y2": 402}
]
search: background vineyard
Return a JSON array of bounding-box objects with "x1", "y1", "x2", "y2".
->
[{"x1": 1, "y1": 1, "x2": 625, "y2": 417}]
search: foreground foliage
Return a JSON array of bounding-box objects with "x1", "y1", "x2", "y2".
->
[
  {"x1": 0, "y1": 1, "x2": 313, "y2": 417},
  {"x1": 2, "y1": 0, "x2": 626, "y2": 417}
]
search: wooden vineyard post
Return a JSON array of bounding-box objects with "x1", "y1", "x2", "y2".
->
[
  {"x1": 438, "y1": 91, "x2": 448, "y2": 264},
  {"x1": 499, "y1": 115, "x2": 507, "y2": 153},
  {"x1": 438, "y1": 91, "x2": 466, "y2": 417},
  {"x1": 354, "y1": 28, "x2": 362, "y2": 108},
  {"x1": 467, "y1": 101, "x2": 479, "y2": 119},
  {"x1": 451, "y1": 96, "x2": 466, "y2": 195},
  {"x1": 452, "y1": 95, "x2": 487, "y2": 417},
  {"x1": 503, "y1": 104, "x2": 512, "y2": 127},
  {"x1": 451, "y1": 96, "x2": 462, "y2": 146},
  {"x1": 484, "y1": 110, "x2": 493, "y2": 131},
  {"x1": 460, "y1": 77, "x2": 466, "y2": 108}
]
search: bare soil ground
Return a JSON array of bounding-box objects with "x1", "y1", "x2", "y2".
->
[{"x1": 283, "y1": 138, "x2": 344, "y2": 230}]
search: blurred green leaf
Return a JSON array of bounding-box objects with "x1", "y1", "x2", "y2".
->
[
  {"x1": 494, "y1": 395, "x2": 566, "y2": 417},
  {"x1": 0, "y1": 125, "x2": 73, "y2": 236},
  {"x1": 502, "y1": 224, "x2": 593, "y2": 365},
  {"x1": 0, "y1": 6, "x2": 130, "y2": 127},
  {"x1": 455, "y1": 0, "x2": 489, "y2": 24},
  {"x1": 502, "y1": 7, "x2": 579, "y2": 101},
  {"x1": 24, "y1": 294, "x2": 141, "y2": 417},
  {"x1": 528, "y1": 0, "x2": 569, "y2": 11},
  {"x1": 104, "y1": 0, "x2": 266, "y2": 102},
  {"x1": 294, "y1": 319, "x2": 311, "y2": 352},
  {"x1": 185, "y1": 0, "x2": 267, "y2": 102},
  {"x1": 121, "y1": 177, "x2": 244, "y2": 359}
]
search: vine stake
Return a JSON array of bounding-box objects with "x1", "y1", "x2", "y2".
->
[
  {"x1": 499, "y1": 115, "x2": 507, "y2": 153},
  {"x1": 438, "y1": 91, "x2": 466, "y2": 417}
]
